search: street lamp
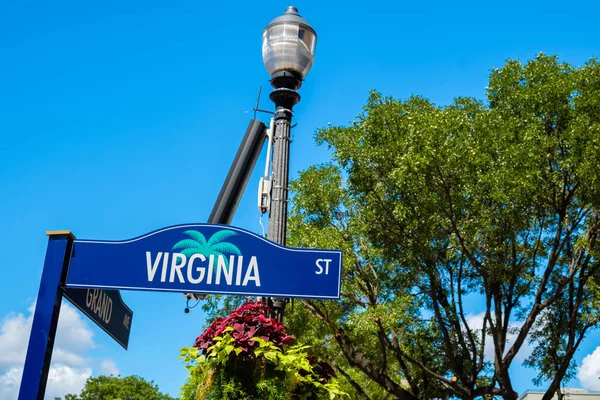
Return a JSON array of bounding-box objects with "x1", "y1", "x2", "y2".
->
[
  {"x1": 262, "y1": 6, "x2": 317, "y2": 92},
  {"x1": 262, "y1": 6, "x2": 317, "y2": 322}
]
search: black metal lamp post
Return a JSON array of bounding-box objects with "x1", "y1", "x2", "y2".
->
[{"x1": 262, "y1": 6, "x2": 317, "y2": 321}]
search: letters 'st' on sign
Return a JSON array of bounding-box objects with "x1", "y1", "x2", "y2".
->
[{"x1": 315, "y1": 258, "x2": 332, "y2": 275}]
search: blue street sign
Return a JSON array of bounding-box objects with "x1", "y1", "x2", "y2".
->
[
  {"x1": 63, "y1": 288, "x2": 133, "y2": 349},
  {"x1": 66, "y1": 224, "x2": 342, "y2": 300}
]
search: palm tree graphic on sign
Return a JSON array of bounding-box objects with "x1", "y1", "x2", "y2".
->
[{"x1": 171, "y1": 230, "x2": 241, "y2": 270}]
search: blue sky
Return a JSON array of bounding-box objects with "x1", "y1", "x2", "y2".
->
[{"x1": 1, "y1": 0, "x2": 599, "y2": 398}]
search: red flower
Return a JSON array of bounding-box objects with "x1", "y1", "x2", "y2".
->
[{"x1": 194, "y1": 301, "x2": 295, "y2": 357}]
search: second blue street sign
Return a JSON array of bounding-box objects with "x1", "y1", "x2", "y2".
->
[
  {"x1": 63, "y1": 288, "x2": 133, "y2": 349},
  {"x1": 66, "y1": 224, "x2": 342, "y2": 300}
]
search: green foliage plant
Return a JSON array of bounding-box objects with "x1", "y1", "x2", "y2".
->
[{"x1": 179, "y1": 302, "x2": 347, "y2": 400}]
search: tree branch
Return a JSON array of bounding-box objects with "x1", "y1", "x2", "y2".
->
[
  {"x1": 302, "y1": 300, "x2": 417, "y2": 400},
  {"x1": 335, "y1": 365, "x2": 372, "y2": 400}
]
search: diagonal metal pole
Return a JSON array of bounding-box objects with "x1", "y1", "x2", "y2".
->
[{"x1": 209, "y1": 119, "x2": 267, "y2": 225}]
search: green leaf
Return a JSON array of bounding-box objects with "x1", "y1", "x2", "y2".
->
[
  {"x1": 210, "y1": 242, "x2": 242, "y2": 256},
  {"x1": 250, "y1": 336, "x2": 268, "y2": 346},
  {"x1": 207, "y1": 230, "x2": 238, "y2": 247},
  {"x1": 183, "y1": 230, "x2": 208, "y2": 246},
  {"x1": 171, "y1": 239, "x2": 203, "y2": 251}
]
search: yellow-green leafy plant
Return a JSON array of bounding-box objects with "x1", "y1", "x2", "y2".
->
[{"x1": 179, "y1": 301, "x2": 347, "y2": 400}]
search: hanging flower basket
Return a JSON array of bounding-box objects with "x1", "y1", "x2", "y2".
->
[{"x1": 179, "y1": 301, "x2": 347, "y2": 400}]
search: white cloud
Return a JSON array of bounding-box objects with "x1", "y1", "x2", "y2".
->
[
  {"x1": 0, "y1": 313, "x2": 30, "y2": 366},
  {"x1": 0, "y1": 301, "x2": 95, "y2": 368},
  {"x1": 465, "y1": 312, "x2": 533, "y2": 362},
  {"x1": 52, "y1": 348, "x2": 88, "y2": 367},
  {"x1": 465, "y1": 312, "x2": 496, "y2": 361},
  {"x1": 100, "y1": 359, "x2": 120, "y2": 376},
  {"x1": 46, "y1": 365, "x2": 92, "y2": 399},
  {"x1": 54, "y1": 302, "x2": 96, "y2": 351},
  {"x1": 578, "y1": 346, "x2": 600, "y2": 391},
  {"x1": 0, "y1": 301, "x2": 118, "y2": 400},
  {"x1": 0, "y1": 365, "x2": 92, "y2": 400},
  {"x1": 0, "y1": 367, "x2": 22, "y2": 400}
]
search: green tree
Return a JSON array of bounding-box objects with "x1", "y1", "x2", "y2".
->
[
  {"x1": 59, "y1": 375, "x2": 176, "y2": 400},
  {"x1": 278, "y1": 54, "x2": 600, "y2": 400}
]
